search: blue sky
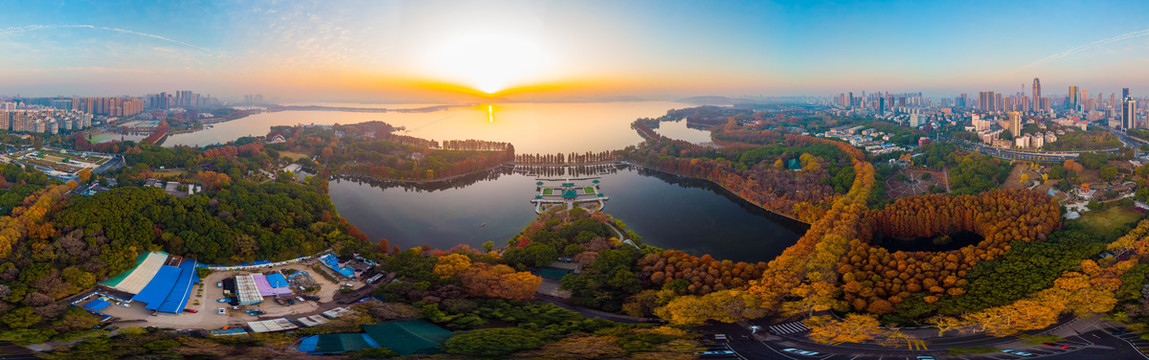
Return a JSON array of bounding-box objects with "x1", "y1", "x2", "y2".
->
[{"x1": 2, "y1": 0, "x2": 1149, "y2": 101}]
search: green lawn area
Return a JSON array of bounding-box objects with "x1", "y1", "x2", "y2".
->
[
  {"x1": 278, "y1": 151, "x2": 311, "y2": 161},
  {"x1": 1077, "y1": 206, "x2": 1144, "y2": 237},
  {"x1": 543, "y1": 189, "x2": 554, "y2": 195},
  {"x1": 584, "y1": 187, "x2": 594, "y2": 194}
]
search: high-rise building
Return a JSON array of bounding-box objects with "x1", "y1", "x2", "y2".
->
[
  {"x1": 1069, "y1": 86, "x2": 1078, "y2": 111},
  {"x1": 1008, "y1": 111, "x2": 1021, "y2": 137},
  {"x1": 1032, "y1": 78, "x2": 1040, "y2": 111},
  {"x1": 1124, "y1": 97, "x2": 1138, "y2": 130},
  {"x1": 879, "y1": 97, "x2": 885, "y2": 114},
  {"x1": 848, "y1": 92, "x2": 854, "y2": 107},
  {"x1": 979, "y1": 91, "x2": 995, "y2": 112},
  {"x1": 1123, "y1": 88, "x2": 1130, "y2": 100}
]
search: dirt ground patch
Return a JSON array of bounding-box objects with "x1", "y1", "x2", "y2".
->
[
  {"x1": 1003, "y1": 164, "x2": 1044, "y2": 190},
  {"x1": 885, "y1": 168, "x2": 946, "y2": 199}
]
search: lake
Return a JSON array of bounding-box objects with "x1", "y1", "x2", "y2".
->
[
  {"x1": 328, "y1": 165, "x2": 807, "y2": 263},
  {"x1": 165, "y1": 101, "x2": 685, "y2": 154}
]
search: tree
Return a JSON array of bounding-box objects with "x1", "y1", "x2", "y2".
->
[
  {"x1": 442, "y1": 328, "x2": 548, "y2": 356},
  {"x1": 77, "y1": 169, "x2": 92, "y2": 183},
  {"x1": 1063, "y1": 160, "x2": 1084, "y2": 175},
  {"x1": 654, "y1": 290, "x2": 766, "y2": 325},
  {"x1": 457, "y1": 263, "x2": 541, "y2": 301},
  {"x1": 518, "y1": 334, "x2": 627, "y2": 359},
  {"x1": 1100, "y1": 166, "x2": 1119, "y2": 181},
  {"x1": 433, "y1": 253, "x2": 472, "y2": 279},
  {"x1": 502, "y1": 242, "x2": 557, "y2": 267},
  {"x1": 0, "y1": 307, "x2": 40, "y2": 328},
  {"x1": 805, "y1": 314, "x2": 888, "y2": 344}
]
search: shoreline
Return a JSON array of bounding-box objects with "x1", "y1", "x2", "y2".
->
[
  {"x1": 151, "y1": 105, "x2": 466, "y2": 148},
  {"x1": 329, "y1": 161, "x2": 813, "y2": 228}
]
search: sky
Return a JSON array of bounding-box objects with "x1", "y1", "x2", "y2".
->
[{"x1": 3, "y1": 0, "x2": 1149, "y2": 102}]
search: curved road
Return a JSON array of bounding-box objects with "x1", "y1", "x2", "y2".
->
[{"x1": 698, "y1": 316, "x2": 1149, "y2": 360}]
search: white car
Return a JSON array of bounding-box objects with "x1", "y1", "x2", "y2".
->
[
  {"x1": 217, "y1": 307, "x2": 226, "y2": 315},
  {"x1": 782, "y1": 348, "x2": 819, "y2": 356},
  {"x1": 216, "y1": 281, "x2": 222, "y2": 288},
  {"x1": 1001, "y1": 349, "x2": 1033, "y2": 356},
  {"x1": 713, "y1": 334, "x2": 727, "y2": 341}
]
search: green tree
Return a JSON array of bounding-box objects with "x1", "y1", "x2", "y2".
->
[
  {"x1": 442, "y1": 328, "x2": 548, "y2": 357},
  {"x1": 0, "y1": 307, "x2": 41, "y2": 328},
  {"x1": 502, "y1": 242, "x2": 557, "y2": 267},
  {"x1": 1100, "y1": 165, "x2": 1119, "y2": 181}
]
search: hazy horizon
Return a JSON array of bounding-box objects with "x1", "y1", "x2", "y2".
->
[{"x1": 4, "y1": 0, "x2": 1149, "y2": 102}]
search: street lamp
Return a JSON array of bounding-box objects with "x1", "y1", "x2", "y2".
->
[{"x1": 749, "y1": 325, "x2": 761, "y2": 334}]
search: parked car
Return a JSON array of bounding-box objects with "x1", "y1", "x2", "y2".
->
[
  {"x1": 1043, "y1": 343, "x2": 1071, "y2": 349},
  {"x1": 216, "y1": 281, "x2": 222, "y2": 288},
  {"x1": 296, "y1": 296, "x2": 306, "y2": 303},
  {"x1": 1001, "y1": 349, "x2": 1033, "y2": 356},
  {"x1": 216, "y1": 308, "x2": 226, "y2": 315},
  {"x1": 916, "y1": 356, "x2": 936, "y2": 360},
  {"x1": 713, "y1": 334, "x2": 727, "y2": 341},
  {"x1": 1109, "y1": 328, "x2": 1131, "y2": 335},
  {"x1": 216, "y1": 298, "x2": 230, "y2": 303},
  {"x1": 782, "y1": 348, "x2": 819, "y2": 356},
  {"x1": 183, "y1": 308, "x2": 198, "y2": 313},
  {"x1": 697, "y1": 350, "x2": 734, "y2": 355}
]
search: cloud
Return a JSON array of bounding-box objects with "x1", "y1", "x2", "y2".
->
[
  {"x1": 0, "y1": 24, "x2": 214, "y2": 55},
  {"x1": 1012, "y1": 28, "x2": 1149, "y2": 74}
]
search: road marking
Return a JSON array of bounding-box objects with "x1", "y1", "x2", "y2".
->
[
  {"x1": 907, "y1": 339, "x2": 929, "y2": 350},
  {"x1": 770, "y1": 321, "x2": 811, "y2": 334},
  {"x1": 1093, "y1": 325, "x2": 1149, "y2": 360},
  {"x1": 720, "y1": 343, "x2": 748, "y2": 360}
]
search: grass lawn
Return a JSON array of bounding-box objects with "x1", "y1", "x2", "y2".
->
[
  {"x1": 278, "y1": 151, "x2": 311, "y2": 161},
  {"x1": 543, "y1": 189, "x2": 554, "y2": 195},
  {"x1": 584, "y1": 187, "x2": 594, "y2": 194},
  {"x1": 154, "y1": 170, "x2": 187, "y2": 178},
  {"x1": 1077, "y1": 206, "x2": 1144, "y2": 237}
]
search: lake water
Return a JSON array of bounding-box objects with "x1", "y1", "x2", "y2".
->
[
  {"x1": 653, "y1": 119, "x2": 714, "y2": 145},
  {"x1": 181, "y1": 101, "x2": 808, "y2": 262},
  {"x1": 328, "y1": 166, "x2": 807, "y2": 263},
  {"x1": 165, "y1": 101, "x2": 685, "y2": 154}
]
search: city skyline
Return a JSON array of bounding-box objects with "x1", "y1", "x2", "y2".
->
[{"x1": 3, "y1": 1, "x2": 1149, "y2": 102}]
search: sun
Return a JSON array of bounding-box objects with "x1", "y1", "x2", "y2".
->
[{"x1": 424, "y1": 32, "x2": 548, "y2": 94}]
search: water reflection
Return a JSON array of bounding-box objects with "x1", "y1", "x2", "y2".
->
[{"x1": 328, "y1": 164, "x2": 808, "y2": 262}]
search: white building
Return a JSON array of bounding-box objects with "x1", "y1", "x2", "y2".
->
[
  {"x1": 1015, "y1": 135, "x2": 1029, "y2": 148},
  {"x1": 1030, "y1": 134, "x2": 1044, "y2": 148}
]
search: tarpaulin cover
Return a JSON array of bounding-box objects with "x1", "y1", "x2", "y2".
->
[{"x1": 83, "y1": 298, "x2": 111, "y2": 311}]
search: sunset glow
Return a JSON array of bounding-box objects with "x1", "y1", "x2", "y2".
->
[
  {"x1": 3, "y1": 1, "x2": 1149, "y2": 101},
  {"x1": 422, "y1": 32, "x2": 550, "y2": 94}
]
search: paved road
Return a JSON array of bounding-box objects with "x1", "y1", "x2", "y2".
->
[
  {"x1": 699, "y1": 320, "x2": 1149, "y2": 360},
  {"x1": 0, "y1": 341, "x2": 38, "y2": 360}
]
